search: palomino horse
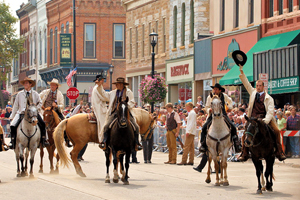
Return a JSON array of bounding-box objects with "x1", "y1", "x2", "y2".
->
[
  {"x1": 39, "y1": 107, "x2": 60, "y2": 174},
  {"x1": 53, "y1": 107, "x2": 155, "y2": 177},
  {"x1": 105, "y1": 97, "x2": 134, "y2": 185},
  {"x1": 15, "y1": 101, "x2": 41, "y2": 178},
  {"x1": 205, "y1": 93, "x2": 232, "y2": 186},
  {"x1": 244, "y1": 116, "x2": 275, "y2": 194}
]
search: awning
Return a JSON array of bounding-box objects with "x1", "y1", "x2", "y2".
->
[{"x1": 220, "y1": 29, "x2": 300, "y2": 85}]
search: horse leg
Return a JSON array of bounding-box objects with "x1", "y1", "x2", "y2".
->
[
  {"x1": 15, "y1": 149, "x2": 21, "y2": 177},
  {"x1": 253, "y1": 158, "x2": 263, "y2": 194},
  {"x1": 24, "y1": 148, "x2": 29, "y2": 176},
  {"x1": 29, "y1": 147, "x2": 38, "y2": 178},
  {"x1": 105, "y1": 149, "x2": 111, "y2": 183},
  {"x1": 265, "y1": 157, "x2": 275, "y2": 192},
  {"x1": 55, "y1": 148, "x2": 60, "y2": 174},
  {"x1": 222, "y1": 149, "x2": 229, "y2": 186},
  {"x1": 48, "y1": 146, "x2": 55, "y2": 174},
  {"x1": 19, "y1": 146, "x2": 26, "y2": 177},
  {"x1": 119, "y1": 154, "x2": 125, "y2": 183},
  {"x1": 205, "y1": 153, "x2": 211, "y2": 184},
  {"x1": 112, "y1": 149, "x2": 119, "y2": 183},
  {"x1": 123, "y1": 150, "x2": 130, "y2": 185},
  {"x1": 39, "y1": 146, "x2": 44, "y2": 173},
  {"x1": 213, "y1": 155, "x2": 220, "y2": 186},
  {"x1": 70, "y1": 143, "x2": 86, "y2": 177}
]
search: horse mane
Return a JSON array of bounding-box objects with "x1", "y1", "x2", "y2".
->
[
  {"x1": 211, "y1": 95, "x2": 220, "y2": 100},
  {"x1": 45, "y1": 107, "x2": 61, "y2": 125}
]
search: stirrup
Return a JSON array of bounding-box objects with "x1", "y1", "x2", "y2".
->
[{"x1": 99, "y1": 142, "x2": 106, "y2": 150}]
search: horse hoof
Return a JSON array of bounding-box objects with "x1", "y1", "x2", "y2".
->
[
  {"x1": 223, "y1": 181, "x2": 229, "y2": 186},
  {"x1": 38, "y1": 170, "x2": 43, "y2": 173},
  {"x1": 257, "y1": 189, "x2": 262, "y2": 194},
  {"x1": 16, "y1": 174, "x2": 22, "y2": 178},
  {"x1": 205, "y1": 179, "x2": 211, "y2": 184},
  {"x1": 77, "y1": 172, "x2": 86, "y2": 177},
  {"x1": 29, "y1": 174, "x2": 34, "y2": 179},
  {"x1": 215, "y1": 182, "x2": 220, "y2": 186},
  {"x1": 266, "y1": 187, "x2": 273, "y2": 192},
  {"x1": 262, "y1": 187, "x2": 266, "y2": 191},
  {"x1": 50, "y1": 170, "x2": 56, "y2": 174},
  {"x1": 121, "y1": 177, "x2": 125, "y2": 182},
  {"x1": 123, "y1": 181, "x2": 129, "y2": 185},
  {"x1": 105, "y1": 179, "x2": 110, "y2": 183},
  {"x1": 113, "y1": 179, "x2": 119, "y2": 183},
  {"x1": 21, "y1": 172, "x2": 26, "y2": 177}
]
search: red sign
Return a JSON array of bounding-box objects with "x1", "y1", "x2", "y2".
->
[
  {"x1": 67, "y1": 87, "x2": 80, "y2": 100},
  {"x1": 171, "y1": 64, "x2": 189, "y2": 77},
  {"x1": 259, "y1": 73, "x2": 268, "y2": 91},
  {"x1": 179, "y1": 88, "x2": 192, "y2": 101}
]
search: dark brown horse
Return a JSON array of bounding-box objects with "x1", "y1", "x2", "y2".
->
[
  {"x1": 105, "y1": 97, "x2": 135, "y2": 185},
  {"x1": 244, "y1": 115, "x2": 275, "y2": 194},
  {"x1": 39, "y1": 107, "x2": 60, "y2": 174}
]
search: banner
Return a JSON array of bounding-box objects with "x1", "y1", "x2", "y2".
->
[{"x1": 60, "y1": 34, "x2": 72, "y2": 66}]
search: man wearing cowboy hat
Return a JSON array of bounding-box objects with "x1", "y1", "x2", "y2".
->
[
  {"x1": 8, "y1": 77, "x2": 47, "y2": 149},
  {"x1": 199, "y1": 83, "x2": 241, "y2": 153},
  {"x1": 39, "y1": 78, "x2": 71, "y2": 147},
  {"x1": 97, "y1": 77, "x2": 142, "y2": 151},
  {"x1": 91, "y1": 72, "x2": 109, "y2": 145}
]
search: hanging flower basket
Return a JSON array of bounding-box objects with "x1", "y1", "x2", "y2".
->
[{"x1": 139, "y1": 75, "x2": 167, "y2": 104}]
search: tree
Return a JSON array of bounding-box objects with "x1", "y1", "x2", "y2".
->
[{"x1": 0, "y1": 2, "x2": 24, "y2": 108}]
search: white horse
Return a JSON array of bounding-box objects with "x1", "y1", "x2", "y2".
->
[
  {"x1": 15, "y1": 101, "x2": 41, "y2": 178},
  {"x1": 205, "y1": 93, "x2": 232, "y2": 186}
]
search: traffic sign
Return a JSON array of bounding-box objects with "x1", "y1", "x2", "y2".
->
[
  {"x1": 67, "y1": 87, "x2": 80, "y2": 100},
  {"x1": 259, "y1": 73, "x2": 268, "y2": 91}
]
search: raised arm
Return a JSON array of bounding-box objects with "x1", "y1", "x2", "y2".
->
[
  {"x1": 224, "y1": 93, "x2": 233, "y2": 110},
  {"x1": 239, "y1": 68, "x2": 255, "y2": 95}
]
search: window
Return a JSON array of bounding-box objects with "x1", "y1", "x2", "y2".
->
[
  {"x1": 34, "y1": 33, "x2": 36, "y2": 63},
  {"x1": 84, "y1": 24, "x2": 96, "y2": 58},
  {"x1": 44, "y1": 29, "x2": 47, "y2": 63},
  {"x1": 142, "y1": 24, "x2": 145, "y2": 57},
  {"x1": 163, "y1": 18, "x2": 166, "y2": 52},
  {"x1": 279, "y1": 0, "x2": 283, "y2": 15},
  {"x1": 66, "y1": 21, "x2": 69, "y2": 33},
  {"x1": 50, "y1": 29, "x2": 53, "y2": 65},
  {"x1": 190, "y1": 0, "x2": 194, "y2": 44},
  {"x1": 148, "y1": 23, "x2": 151, "y2": 55},
  {"x1": 130, "y1": 28, "x2": 132, "y2": 59},
  {"x1": 173, "y1": 6, "x2": 177, "y2": 48},
  {"x1": 135, "y1": 26, "x2": 138, "y2": 58},
  {"x1": 30, "y1": 36, "x2": 33, "y2": 66},
  {"x1": 155, "y1": 21, "x2": 158, "y2": 53},
  {"x1": 234, "y1": 0, "x2": 239, "y2": 28},
  {"x1": 288, "y1": 0, "x2": 293, "y2": 12},
  {"x1": 220, "y1": 0, "x2": 225, "y2": 31},
  {"x1": 113, "y1": 24, "x2": 125, "y2": 58},
  {"x1": 269, "y1": 0, "x2": 274, "y2": 17},
  {"x1": 61, "y1": 23, "x2": 64, "y2": 34},
  {"x1": 39, "y1": 31, "x2": 42, "y2": 64},
  {"x1": 248, "y1": 0, "x2": 254, "y2": 24},
  {"x1": 181, "y1": 3, "x2": 185, "y2": 46},
  {"x1": 54, "y1": 27, "x2": 58, "y2": 63}
]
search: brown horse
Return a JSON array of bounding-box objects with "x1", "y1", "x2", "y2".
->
[
  {"x1": 53, "y1": 108, "x2": 155, "y2": 177},
  {"x1": 39, "y1": 107, "x2": 61, "y2": 174}
]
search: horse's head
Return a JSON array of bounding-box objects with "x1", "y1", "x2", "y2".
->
[
  {"x1": 244, "y1": 115, "x2": 260, "y2": 147},
  {"x1": 25, "y1": 101, "x2": 39, "y2": 126},
  {"x1": 43, "y1": 107, "x2": 54, "y2": 124},
  {"x1": 116, "y1": 96, "x2": 130, "y2": 128},
  {"x1": 210, "y1": 93, "x2": 223, "y2": 118}
]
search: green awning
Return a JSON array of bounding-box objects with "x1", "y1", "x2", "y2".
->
[{"x1": 220, "y1": 29, "x2": 300, "y2": 86}]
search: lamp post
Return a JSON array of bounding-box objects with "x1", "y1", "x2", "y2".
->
[
  {"x1": 109, "y1": 64, "x2": 114, "y2": 91},
  {"x1": 149, "y1": 30, "x2": 158, "y2": 113}
]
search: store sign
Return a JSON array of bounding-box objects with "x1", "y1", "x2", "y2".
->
[
  {"x1": 179, "y1": 88, "x2": 192, "y2": 101},
  {"x1": 217, "y1": 39, "x2": 240, "y2": 71},
  {"x1": 203, "y1": 79, "x2": 212, "y2": 91},
  {"x1": 171, "y1": 64, "x2": 189, "y2": 77},
  {"x1": 259, "y1": 73, "x2": 268, "y2": 91},
  {"x1": 268, "y1": 76, "x2": 299, "y2": 94},
  {"x1": 60, "y1": 34, "x2": 72, "y2": 66}
]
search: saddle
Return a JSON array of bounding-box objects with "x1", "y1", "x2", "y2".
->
[
  {"x1": 88, "y1": 112, "x2": 97, "y2": 124},
  {"x1": 108, "y1": 117, "x2": 136, "y2": 131},
  {"x1": 207, "y1": 115, "x2": 231, "y2": 130}
]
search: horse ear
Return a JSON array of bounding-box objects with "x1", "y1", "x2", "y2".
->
[
  {"x1": 118, "y1": 96, "x2": 122, "y2": 103},
  {"x1": 245, "y1": 115, "x2": 249, "y2": 121},
  {"x1": 210, "y1": 92, "x2": 213, "y2": 98},
  {"x1": 125, "y1": 96, "x2": 129, "y2": 103}
]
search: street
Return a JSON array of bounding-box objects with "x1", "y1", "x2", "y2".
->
[{"x1": 1, "y1": 140, "x2": 300, "y2": 200}]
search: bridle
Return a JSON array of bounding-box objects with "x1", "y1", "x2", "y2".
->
[
  {"x1": 245, "y1": 122, "x2": 262, "y2": 147},
  {"x1": 211, "y1": 96, "x2": 223, "y2": 118},
  {"x1": 24, "y1": 106, "x2": 38, "y2": 124},
  {"x1": 140, "y1": 117, "x2": 155, "y2": 140},
  {"x1": 45, "y1": 111, "x2": 55, "y2": 132}
]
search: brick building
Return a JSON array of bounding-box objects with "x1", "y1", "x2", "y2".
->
[{"x1": 122, "y1": 0, "x2": 170, "y2": 106}]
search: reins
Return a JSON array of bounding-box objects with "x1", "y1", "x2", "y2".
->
[
  {"x1": 141, "y1": 118, "x2": 155, "y2": 140},
  {"x1": 20, "y1": 126, "x2": 38, "y2": 148},
  {"x1": 207, "y1": 133, "x2": 231, "y2": 153}
]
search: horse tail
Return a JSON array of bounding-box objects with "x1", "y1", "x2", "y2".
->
[{"x1": 53, "y1": 119, "x2": 71, "y2": 168}]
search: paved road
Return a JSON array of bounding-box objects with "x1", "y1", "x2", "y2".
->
[{"x1": 1, "y1": 140, "x2": 300, "y2": 200}]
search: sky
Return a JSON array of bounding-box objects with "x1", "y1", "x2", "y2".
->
[{"x1": 4, "y1": 0, "x2": 27, "y2": 36}]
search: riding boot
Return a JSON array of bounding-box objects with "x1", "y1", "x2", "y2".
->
[
  {"x1": 238, "y1": 146, "x2": 249, "y2": 162},
  {"x1": 64, "y1": 131, "x2": 72, "y2": 147},
  {"x1": 199, "y1": 129, "x2": 208, "y2": 153},
  {"x1": 134, "y1": 132, "x2": 143, "y2": 151},
  {"x1": 37, "y1": 115, "x2": 49, "y2": 147},
  {"x1": 8, "y1": 126, "x2": 16, "y2": 149},
  {"x1": 99, "y1": 131, "x2": 108, "y2": 151},
  {"x1": 232, "y1": 135, "x2": 241, "y2": 153}
]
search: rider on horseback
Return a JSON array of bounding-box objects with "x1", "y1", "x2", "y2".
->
[
  {"x1": 199, "y1": 83, "x2": 241, "y2": 153},
  {"x1": 39, "y1": 78, "x2": 71, "y2": 147},
  {"x1": 8, "y1": 77, "x2": 47, "y2": 149},
  {"x1": 98, "y1": 77, "x2": 142, "y2": 151}
]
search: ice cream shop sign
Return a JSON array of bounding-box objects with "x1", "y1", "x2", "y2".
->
[{"x1": 171, "y1": 64, "x2": 189, "y2": 77}]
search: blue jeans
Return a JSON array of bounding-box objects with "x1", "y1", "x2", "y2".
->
[{"x1": 290, "y1": 137, "x2": 300, "y2": 156}]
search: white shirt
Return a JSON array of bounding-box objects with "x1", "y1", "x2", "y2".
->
[{"x1": 186, "y1": 109, "x2": 197, "y2": 135}]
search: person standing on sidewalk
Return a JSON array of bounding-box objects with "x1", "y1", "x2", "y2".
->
[
  {"x1": 286, "y1": 106, "x2": 300, "y2": 158},
  {"x1": 177, "y1": 102, "x2": 197, "y2": 165},
  {"x1": 164, "y1": 103, "x2": 181, "y2": 165}
]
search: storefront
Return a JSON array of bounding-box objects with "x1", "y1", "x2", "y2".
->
[{"x1": 166, "y1": 55, "x2": 194, "y2": 104}]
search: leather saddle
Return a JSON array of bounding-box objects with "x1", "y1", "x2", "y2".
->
[{"x1": 88, "y1": 112, "x2": 97, "y2": 124}]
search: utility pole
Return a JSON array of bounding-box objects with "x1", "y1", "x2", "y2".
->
[{"x1": 73, "y1": 0, "x2": 77, "y2": 88}]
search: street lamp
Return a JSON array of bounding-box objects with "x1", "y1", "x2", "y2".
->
[
  {"x1": 149, "y1": 30, "x2": 158, "y2": 113},
  {"x1": 109, "y1": 64, "x2": 114, "y2": 91}
]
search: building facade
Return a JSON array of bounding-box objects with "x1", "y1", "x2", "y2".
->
[{"x1": 122, "y1": 0, "x2": 170, "y2": 106}]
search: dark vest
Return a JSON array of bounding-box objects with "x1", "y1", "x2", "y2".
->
[
  {"x1": 44, "y1": 91, "x2": 57, "y2": 108},
  {"x1": 251, "y1": 93, "x2": 266, "y2": 117},
  {"x1": 167, "y1": 112, "x2": 177, "y2": 131}
]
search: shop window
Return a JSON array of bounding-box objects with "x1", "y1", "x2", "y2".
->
[
  {"x1": 178, "y1": 82, "x2": 192, "y2": 104},
  {"x1": 248, "y1": 0, "x2": 254, "y2": 24},
  {"x1": 181, "y1": 3, "x2": 185, "y2": 46},
  {"x1": 173, "y1": 6, "x2": 177, "y2": 48},
  {"x1": 190, "y1": 0, "x2": 194, "y2": 44},
  {"x1": 220, "y1": 0, "x2": 225, "y2": 31},
  {"x1": 269, "y1": 0, "x2": 274, "y2": 17}
]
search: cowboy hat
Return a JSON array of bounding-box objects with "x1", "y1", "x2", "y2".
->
[
  {"x1": 210, "y1": 83, "x2": 225, "y2": 93},
  {"x1": 93, "y1": 72, "x2": 106, "y2": 82},
  {"x1": 232, "y1": 50, "x2": 247, "y2": 66},
  {"x1": 20, "y1": 77, "x2": 36, "y2": 87},
  {"x1": 112, "y1": 77, "x2": 129, "y2": 85},
  {"x1": 47, "y1": 78, "x2": 61, "y2": 87}
]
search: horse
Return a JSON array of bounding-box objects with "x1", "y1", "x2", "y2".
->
[
  {"x1": 104, "y1": 97, "x2": 134, "y2": 185},
  {"x1": 244, "y1": 115, "x2": 275, "y2": 194},
  {"x1": 39, "y1": 107, "x2": 60, "y2": 174},
  {"x1": 53, "y1": 106, "x2": 155, "y2": 177},
  {"x1": 205, "y1": 93, "x2": 232, "y2": 186},
  {"x1": 14, "y1": 101, "x2": 41, "y2": 178}
]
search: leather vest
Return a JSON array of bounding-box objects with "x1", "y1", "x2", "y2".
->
[
  {"x1": 167, "y1": 112, "x2": 177, "y2": 131},
  {"x1": 252, "y1": 93, "x2": 266, "y2": 118}
]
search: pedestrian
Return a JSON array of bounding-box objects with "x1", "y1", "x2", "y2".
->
[
  {"x1": 4, "y1": 107, "x2": 12, "y2": 137},
  {"x1": 177, "y1": 102, "x2": 197, "y2": 165},
  {"x1": 142, "y1": 131, "x2": 154, "y2": 163},
  {"x1": 286, "y1": 106, "x2": 300, "y2": 158},
  {"x1": 164, "y1": 103, "x2": 181, "y2": 164}
]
